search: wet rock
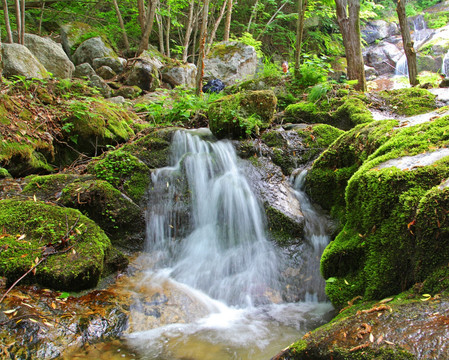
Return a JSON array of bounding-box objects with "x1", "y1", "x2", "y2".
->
[{"x1": 275, "y1": 296, "x2": 449, "y2": 360}]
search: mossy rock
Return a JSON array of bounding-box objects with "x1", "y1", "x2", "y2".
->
[
  {"x1": 87, "y1": 149, "x2": 151, "y2": 203},
  {"x1": 22, "y1": 173, "x2": 84, "y2": 201},
  {"x1": 208, "y1": 90, "x2": 277, "y2": 139},
  {"x1": 377, "y1": 88, "x2": 437, "y2": 116},
  {"x1": 276, "y1": 295, "x2": 449, "y2": 360},
  {"x1": 321, "y1": 116, "x2": 449, "y2": 308},
  {"x1": 259, "y1": 124, "x2": 343, "y2": 175},
  {"x1": 305, "y1": 120, "x2": 398, "y2": 221},
  {"x1": 59, "y1": 179, "x2": 145, "y2": 248},
  {"x1": 0, "y1": 167, "x2": 12, "y2": 179},
  {"x1": 61, "y1": 98, "x2": 135, "y2": 156},
  {"x1": 0, "y1": 200, "x2": 120, "y2": 291},
  {"x1": 285, "y1": 95, "x2": 373, "y2": 130},
  {"x1": 265, "y1": 205, "x2": 304, "y2": 245},
  {"x1": 121, "y1": 127, "x2": 183, "y2": 169}
]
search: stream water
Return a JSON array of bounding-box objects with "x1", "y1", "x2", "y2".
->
[{"x1": 68, "y1": 129, "x2": 333, "y2": 359}]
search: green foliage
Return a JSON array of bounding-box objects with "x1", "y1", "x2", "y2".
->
[
  {"x1": 424, "y1": 11, "x2": 449, "y2": 29},
  {"x1": 308, "y1": 83, "x2": 331, "y2": 102},
  {"x1": 295, "y1": 54, "x2": 332, "y2": 88},
  {"x1": 234, "y1": 32, "x2": 263, "y2": 58}
]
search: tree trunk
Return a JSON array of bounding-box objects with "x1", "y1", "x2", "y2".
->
[
  {"x1": 14, "y1": 0, "x2": 21, "y2": 44},
  {"x1": 112, "y1": 0, "x2": 130, "y2": 52},
  {"x1": 206, "y1": 0, "x2": 228, "y2": 55},
  {"x1": 247, "y1": 0, "x2": 259, "y2": 33},
  {"x1": 182, "y1": 0, "x2": 195, "y2": 62},
  {"x1": 165, "y1": 5, "x2": 171, "y2": 58},
  {"x1": 156, "y1": 12, "x2": 165, "y2": 55},
  {"x1": 223, "y1": 0, "x2": 232, "y2": 41},
  {"x1": 196, "y1": 0, "x2": 210, "y2": 96},
  {"x1": 137, "y1": 0, "x2": 157, "y2": 55},
  {"x1": 137, "y1": 0, "x2": 145, "y2": 31},
  {"x1": 294, "y1": 0, "x2": 307, "y2": 79},
  {"x1": 20, "y1": 0, "x2": 25, "y2": 44},
  {"x1": 2, "y1": 0, "x2": 13, "y2": 43},
  {"x1": 0, "y1": 35, "x2": 2, "y2": 82},
  {"x1": 192, "y1": 11, "x2": 199, "y2": 63},
  {"x1": 335, "y1": 0, "x2": 366, "y2": 91},
  {"x1": 396, "y1": 0, "x2": 419, "y2": 86}
]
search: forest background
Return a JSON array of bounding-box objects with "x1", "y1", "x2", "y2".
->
[{"x1": 0, "y1": 0, "x2": 444, "y2": 82}]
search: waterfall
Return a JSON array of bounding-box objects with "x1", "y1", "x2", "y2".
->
[
  {"x1": 122, "y1": 129, "x2": 334, "y2": 360},
  {"x1": 442, "y1": 50, "x2": 449, "y2": 76},
  {"x1": 395, "y1": 14, "x2": 432, "y2": 76},
  {"x1": 292, "y1": 170, "x2": 330, "y2": 302},
  {"x1": 146, "y1": 129, "x2": 281, "y2": 306}
]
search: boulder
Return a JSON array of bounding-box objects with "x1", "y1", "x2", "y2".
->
[
  {"x1": 361, "y1": 20, "x2": 399, "y2": 45},
  {"x1": 1, "y1": 43, "x2": 48, "y2": 79},
  {"x1": 89, "y1": 74, "x2": 112, "y2": 97},
  {"x1": 72, "y1": 37, "x2": 117, "y2": 66},
  {"x1": 92, "y1": 56, "x2": 125, "y2": 73},
  {"x1": 364, "y1": 65, "x2": 378, "y2": 80},
  {"x1": 96, "y1": 65, "x2": 116, "y2": 80},
  {"x1": 208, "y1": 90, "x2": 277, "y2": 139},
  {"x1": 0, "y1": 199, "x2": 116, "y2": 291},
  {"x1": 364, "y1": 41, "x2": 403, "y2": 75},
  {"x1": 16, "y1": 33, "x2": 75, "y2": 79},
  {"x1": 125, "y1": 59, "x2": 160, "y2": 91},
  {"x1": 74, "y1": 62, "x2": 96, "y2": 79},
  {"x1": 162, "y1": 63, "x2": 197, "y2": 88},
  {"x1": 60, "y1": 22, "x2": 96, "y2": 58},
  {"x1": 138, "y1": 45, "x2": 166, "y2": 70},
  {"x1": 115, "y1": 85, "x2": 142, "y2": 99},
  {"x1": 204, "y1": 41, "x2": 258, "y2": 85}
]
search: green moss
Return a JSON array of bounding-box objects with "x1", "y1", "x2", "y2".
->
[
  {"x1": 334, "y1": 97, "x2": 374, "y2": 127},
  {"x1": 377, "y1": 88, "x2": 437, "y2": 116},
  {"x1": 87, "y1": 149, "x2": 151, "y2": 203},
  {"x1": 424, "y1": 11, "x2": 449, "y2": 29},
  {"x1": 22, "y1": 174, "x2": 81, "y2": 200},
  {"x1": 295, "y1": 124, "x2": 344, "y2": 149},
  {"x1": 0, "y1": 167, "x2": 11, "y2": 179},
  {"x1": 265, "y1": 205, "x2": 304, "y2": 245},
  {"x1": 0, "y1": 200, "x2": 113, "y2": 291},
  {"x1": 208, "y1": 90, "x2": 277, "y2": 139},
  {"x1": 59, "y1": 179, "x2": 144, "y2": 247}
]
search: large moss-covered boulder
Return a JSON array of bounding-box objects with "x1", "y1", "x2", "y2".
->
[
  {"x1": 59, "y1": 179, "x2": 145, "y2": 248},
  {"x1": 208, "y1": 90, "x2": 277, "y2": 139},
  {"x1": 305, "y1": 119, "x2": 398, "y2": 221},
  {"x1": 60, "y1": 98, "x2": 135, "y2": 157},
  {"x1": 285, "y1": 94, "x2": 373, "y2": 130},
  {"x1": 376, "y1": 88, "x2": 437, "y2": 116},
  {"x1": 0, "y1": 200, "x2": 120, "y2": 291},
  {"x1": 87, "y1": 149, "x2": 151, "y2": 203},
  {"x1": 320, "y1": 116, "x2": 449, "y2": 309}
]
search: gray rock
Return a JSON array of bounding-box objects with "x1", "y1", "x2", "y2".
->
[
  {"x1": 72, "y1": 37, "x2": 117, "y2": 66},
  {"x1": 204, "y1": 41, "x2": 258, "y2": 85},
  {"x1": 89, "y1": 74, "x2": 112, "y2": 98},
  {"x1": 125, "y1": 60, "x2": 160, "y2": 91},
  {"x1": 60, "y1": 22, "x2": 95, "y2": 59},
  {"x1": 364, "y1": 41, "x2": 402, "y2": 75},
  {"x1": 108, "y1": 96, "x2": 126, "y2": 104},
  {"x1": 74, "y1": 63, "x2": 96, "y2": 79},
  {"x1": 115, "y1": 86, "x2": 142, "y2": 99},
  {"x1": 364, "y1": 65, "x2": 378, "y2": 81},
  {"x1": 16, "y1": 33, "x2": 75, "y2": 79},
  {"x1": 96, "y1": 65, "x2": 116, "y2": 80},
  {"x1": 92, "y1": 56, "x2": 125, "y2": 73},
  {"x1": 162, "y1": 63, "x2": 197, "y2": 88},
  {"x1": 1, "y1": 43, "x2": 49, "y2": 79}
]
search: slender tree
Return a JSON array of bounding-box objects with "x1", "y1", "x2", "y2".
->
[
  {"x1": 223, "y1": 0, "x2": 232, "y2": 41},
  {"x1": 294, "y1": 0, "x2": 307, "y2": 79},
  {"x1": 137, "y1": 0, "x2": 158, "y2": 55},
  {"x1": 196, "y1": 0, "x2": 210, "y2": 95},
  {"x1": 2, "y1": 0, "x2": 13, "y2": 43},
  {"x1": 14, "y1": 0, "x2": 21, "y2": 44},
  {"x1": 335, "y1": 0, "x2": 366, "y2": 91},
  {"x1": 206, "y1": 0, "x2": 227, "y2": 54},
  {"x1": 137, "y1": 0, "x2": 146, "y2": 30},
  {"x1": 112, "y1": 0, "x2": 130, "y2": 52},
  {"x1": 20, "y1": 0, "x2": 25, "y2": 44},
  {"x1": 396, "y1": 0, "x2": 419, "y2": 86},
  {"x1": 182, "y1": 0, "x2": 195, "y2": 62}
]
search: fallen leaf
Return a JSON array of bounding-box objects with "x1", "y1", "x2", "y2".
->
[
  {"x1": 3, "y1": 308, "x2": 18, "y2": 314},
  {"x1": 17, "y1": 234, "x2": 26, "y2": 241}
]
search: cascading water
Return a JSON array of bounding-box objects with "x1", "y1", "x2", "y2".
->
[
  {"x1": 442, "y1": 50, "x2": 449, "y2": 76},
  {"x1": 123, "y1": 129, "x2": 333, "y2": 360},
  {"x1": 395, "y1": 14, "x2": 432, "y2": 76}
]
